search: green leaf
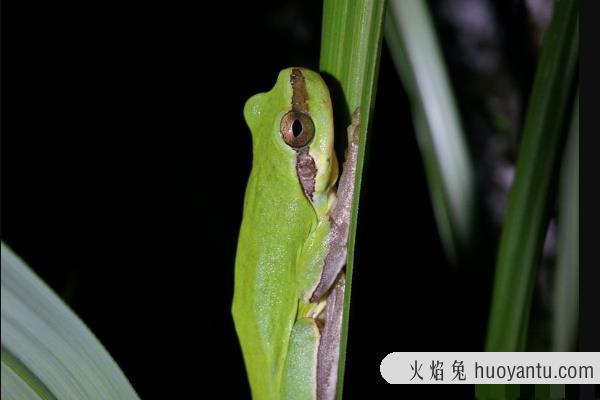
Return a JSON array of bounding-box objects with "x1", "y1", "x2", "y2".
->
[
  {"x1": 485, "y1": 0, "x2": 578, "y2": 351},
  {"x1": 552, "y1": 94, "x2": 578, "y2": 352},
  {"x1": 1, "y1": 242, "x2": 140, "y2": 400},
  {"x1": 319, "y1": 0, "x2": 386, "y2": 397},
  {"x1": 384, "y1": 0, "x2": 476, "y2": 264}
]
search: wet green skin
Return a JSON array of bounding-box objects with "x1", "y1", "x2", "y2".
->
[{"x1": 232, "y1": 68, "x2": 338, "y2": 399}]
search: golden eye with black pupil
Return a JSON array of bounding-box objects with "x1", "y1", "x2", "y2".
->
[{"x1": 280, "y1": 111, "x2": 315, "y2": 148}]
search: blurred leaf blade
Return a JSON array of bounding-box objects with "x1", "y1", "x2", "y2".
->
[
  {"x1": 1, "y1": 242, "x2": 140, "y2": 400},
  {"x1": 552, "y1": 94, "x2": 579, "y2": 352},
  {"x1": 385, "y1": 0, "x2": 476, "y2": 263},
  {"x1": 319, "y1": 0, "x2": 386, "y2": 398},
  {"x1": 485, "y1": 0, "x2": 579, "y2": 352},
  {"x1": 1, "y1": 348, "x2": 56, "y2": 400}
]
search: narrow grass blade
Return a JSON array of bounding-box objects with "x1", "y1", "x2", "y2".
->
[
  {"x1": 319, "y1": 1, "x2": 386, "y2": 397},
  {"x1": 552, "y1": 94, "x2": 578, "y2": 352},
  {"x1": 384, "y1": 0, "x2": 476, "y2": 264},
  {"x1": 1, "y1": 242, "x2": 140, "y2": 400},
  {"x1": 485, "y1": 0, "x2": 578, "y2": 351}
]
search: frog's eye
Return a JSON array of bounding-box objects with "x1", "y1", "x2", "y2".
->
[{"x1": 280, "y1": 111, "x2": 315, "y2": 149}]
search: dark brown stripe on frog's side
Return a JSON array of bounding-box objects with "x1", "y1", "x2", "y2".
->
[
  {"x1": 290, "y1": 67, "x2": 309, "y2": 113},
  {"x1": 289, "y1": 68, "x2": 316, "y2": 200},
  {"x1": 296, "y1": 150, "x2": 316, "y2": 200}
]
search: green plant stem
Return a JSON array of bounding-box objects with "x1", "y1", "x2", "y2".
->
[
  {"x1": 319, "y1": 0, "x2": 386, "y2": 397},
  {"x1": 552, "y1": 93, "x2": 579, "y2": 352},
  {"x1": 485, "y1": 0, "x2": 578, "y2": 352}
]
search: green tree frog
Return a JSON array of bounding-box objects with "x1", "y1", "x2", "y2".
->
[{"x1": 232, "y1": 67, "x2": 359, "y2": 400}]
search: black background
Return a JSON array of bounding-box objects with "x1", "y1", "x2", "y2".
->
[{"x1": 1, "y1": 0, "x2": 568, "y2": 398}]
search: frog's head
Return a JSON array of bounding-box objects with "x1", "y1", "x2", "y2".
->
[{"x1": 243, "y1": 67, "x2": 338, "y2": 214}]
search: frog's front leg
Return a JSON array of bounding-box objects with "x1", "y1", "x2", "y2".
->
[{"x1": 311, "y1": 109, "x2": 360, "y2": 302}]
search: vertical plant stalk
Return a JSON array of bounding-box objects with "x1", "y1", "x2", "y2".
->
[
  {"x1": 485, "y1": 0, "x2": 578, "y2": 352},
  {"x1": 319, "y1": 1, "x2": 386, "y2": 398},
  {"x1": 552, "y1": 94, "x2": 578, "y2": 352},
  {"x1": 384, "y1": 0, "x2": 476, "y2": 264}
]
